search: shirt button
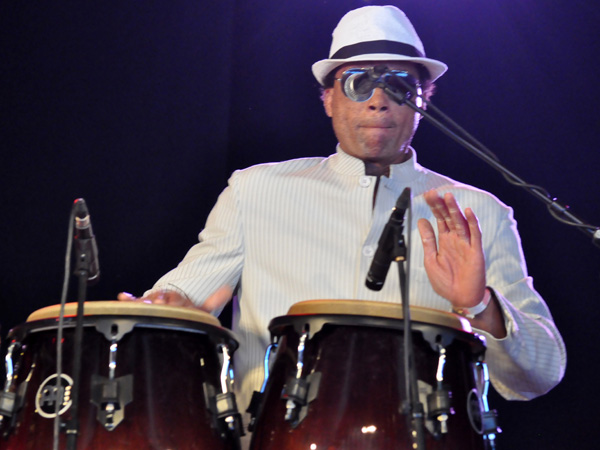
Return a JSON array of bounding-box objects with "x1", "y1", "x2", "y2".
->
[
  {"x1": 359, "y1": 176, "x2": 371, "y2": 187},
  {"x1": 363, "y1": 245, "x2": 375, "y2": 257}
]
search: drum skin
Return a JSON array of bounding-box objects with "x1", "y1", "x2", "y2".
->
[
  {"x1": 0, "y1": 302, "x2": 240, "y2": 450},
  {"x1": 250, "y1": 301, "x2": 488, "y2": 450}
]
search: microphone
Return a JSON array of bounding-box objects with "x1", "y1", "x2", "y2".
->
[
  {"x1": 342, "y1": 66, "x2": 389, "y2": 102},
  {"x1": 73, "y1": 198, "x2": 100, "y2": 285},
  {"x1": 366, "y1": 187, "x2": 411, "y2": 291},
  {"x1": 342, "y1": 70, "x2": 378, "y2": 102}
]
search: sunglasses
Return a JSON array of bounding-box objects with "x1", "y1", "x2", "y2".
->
[{"x1": 336, "y1": 67, "x2": 423, "y2": 104}]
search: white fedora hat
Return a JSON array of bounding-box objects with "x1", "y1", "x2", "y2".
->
[{"x1": 312, "y1": 5, "x2": 448, "y2": 85}]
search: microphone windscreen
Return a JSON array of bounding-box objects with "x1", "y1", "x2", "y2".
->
[{"x1": 343, "y1": 72, "x2": 374, "y2": 102}]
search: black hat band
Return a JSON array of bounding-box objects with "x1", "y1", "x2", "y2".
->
[{"x1": 330, "y1": 40, "x2": 424, "y2": 60}]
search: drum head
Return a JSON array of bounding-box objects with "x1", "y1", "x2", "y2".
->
[
  {"x1": 27, "y1": 300, "x2": 222, "y2": 327},
  {"x1": 287, "y1": 299, "x2": 472, "y2": 332}
]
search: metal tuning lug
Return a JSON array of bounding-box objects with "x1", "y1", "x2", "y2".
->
[
  {"x1": 427, "y1": 343, "x2": 453, "y2": 439},
  {"x1": 280, "y1": 326, "x2": 321, "y2": 428},
  {"x1": 246, "y1": 342, "x2": 277, "y2": 431},
  {"x1": 0, "y1": 342, "x2": 19, "y2": 423},
  {"x1": 204, "y1": 344, "x2": 244, "y2": 441},
  {"x1": 467, "y1": 361, "x2": 501, "y2": 449},
  {"x1": 90, "y1": 340, "x2": 133, "y2": 431}
]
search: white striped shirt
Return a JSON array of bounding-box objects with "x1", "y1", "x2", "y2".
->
[{"x1": 150, "y1": 146, "x2": 566, "y2": 420}]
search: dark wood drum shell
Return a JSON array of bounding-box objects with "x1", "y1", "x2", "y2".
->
[
  {"x1": 250, "y1": 300, "x2": 488, "y2": 450},
  {"x1": 0, "y1": 301, "x2": 239, "y2": 450}
]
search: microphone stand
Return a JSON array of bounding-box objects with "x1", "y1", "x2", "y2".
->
[
  {"x1": 367, "y1": 197, "x2": 426, "y2": 449},
  {"x1": 380, "y1": 79, "x2": 600, "y2": 249},
  {"x1": 396, "y1": 206, "x2": 427, "y2": 450},
  {"x1": 65, "y1": 234, "x2": 94, "y2": 449}
]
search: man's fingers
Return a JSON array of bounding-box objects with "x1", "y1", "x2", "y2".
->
[
  {"x1": 418, "y1": 218, "x2": 438, "y2": 257},
  {"x1": 117, "y1": 290, "x2": 181, "y2": 305},
  {"x1": 424, "y1": 191, "x2": 451, "y2": 233},
  {"x1": 118, "y1": 288, "x2": 230, "y2": 311},
  {"x1": 465, "y1": 207, "x2": 482, "y2": 248},
  {"x1": 117, "y1": 292, "x2": 138, "y2": 302},
  {"x1": 444, "y1": 193, "x2": 470, "y2": 241}
]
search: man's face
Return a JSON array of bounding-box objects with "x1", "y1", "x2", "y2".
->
[{"x1": 322, "y1": 61, "x2": 423, "y2": 175}]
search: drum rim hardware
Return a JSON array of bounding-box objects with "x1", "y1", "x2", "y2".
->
[
  {"x1": 280, "y1": 327, "x2": 322, "y2": 428},
  {"x1": 0, "y1": 342, "x2": 20, "y2": 423},
  {"x1": 203, "y1": 343, "x2": 245, "y2": 447},
  {"x1": 269, "y1": 313, "x2": 486, "y2": 357},
  {"x1": 467, "y1": 360, "x2": 501, "y2": 448},
  {"x1": 425, "y1": 343, "x2": 453, "y2": 438},
  {"x1": 246, "y1": 342, "x2": 277, "y2": 432},
  {"x1": 11, "y1": 313, "x2": 239, "y2": 352},
  {"x1": 90, "y1": 336, "x2": 134, "y2": 431}
]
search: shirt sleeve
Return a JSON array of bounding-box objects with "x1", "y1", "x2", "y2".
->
[
  {"x1": 473, "y1": 207, "x2": 567, "y2": 400},
  {"x1": 145, "y1": 172, "x2": 245, "y2": 309}
]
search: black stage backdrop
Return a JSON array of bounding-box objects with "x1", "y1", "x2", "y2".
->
[{"x1": 1, "y1": 1, "x2": 599, "y2": 448}]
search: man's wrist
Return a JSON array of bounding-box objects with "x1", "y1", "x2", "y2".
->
[{"x1": 453, "y1": 288, "x2": 492, "y2": 319}]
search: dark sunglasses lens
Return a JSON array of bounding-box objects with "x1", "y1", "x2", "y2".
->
[
  {"x1": 383, "y1": 72, "x2": 418, "y2": 94},
  {"x1": 341, "y1": 68, "x2": 365, "y2": 84},
  {"x1": 339, "y1": 69, "x2": 420, "y2": 103}
]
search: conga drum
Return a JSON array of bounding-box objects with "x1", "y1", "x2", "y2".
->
[
  {"x1": 0, "y1": 301, "x2": 241, "y2": 449},
  {"x1": 249, "y1": 300, "x2": 498, "y2": 449}
]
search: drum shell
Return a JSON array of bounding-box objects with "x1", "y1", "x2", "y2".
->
[
  {"x1": 250, "y1": 313, "x2": 487, "y2": 450},
  {"x1": 0, "y1": 311, "x2": 239, "y2": 449}
]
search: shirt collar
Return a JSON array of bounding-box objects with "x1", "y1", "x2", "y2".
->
[{"x1": 329, "y1": 144, "x2": 424, "y2": 184}]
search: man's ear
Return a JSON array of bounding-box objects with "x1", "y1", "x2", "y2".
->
[{"x1": 322, "y1": 88, "x2": 333, "y2": 118}]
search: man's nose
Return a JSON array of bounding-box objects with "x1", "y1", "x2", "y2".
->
[{"x1": 366, "y1": 87, "x2": 391, "y2": 111}]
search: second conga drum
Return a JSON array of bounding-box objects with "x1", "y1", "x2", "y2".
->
[
  {"x1": 250, "y1": 300, "x2": 493, "y2": 450},
  {"x1": 0, "y1": 301, "x2": 241, "y2": 449}
]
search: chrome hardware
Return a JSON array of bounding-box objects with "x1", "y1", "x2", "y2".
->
[
  {"x1": 261, "y1": 343, "x2": 277, "y2": 393},
  {"x1": 426, "y1": 344, "x2": 452, "y2": 437},
  {"x1": 204, "y1": 343, "x2": 244, "y2": 439},
  {"x1": 284, "y1": 329, "x2": 309, "y2": 421},
  {"x1": 90, "y1": 337, "x2": 133, "y2": 431},
  {"x1": 468, "y1": 361, "x2": 501, "y2": 448},
  {"x1": 247, "y1": 343, "x2": 278, "y2": 431},
  {"x1": 0, "y1": 343, "x2": 19, "y2": 422},
  {"x1": 280, "y1": 327, "x2": 321, "y2": 427},
  {"x1": 108, "y1": 342, "x2": 117, "y2": 379},
  {"x1": 220, "y1": 344, "x2": 233, "y2": 395}
]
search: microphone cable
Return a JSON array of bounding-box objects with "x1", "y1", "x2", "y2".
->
[{"x1": 53, "y1": 202, "x2": 77, "y2": 450}]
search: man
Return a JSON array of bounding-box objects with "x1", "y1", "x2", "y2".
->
[{"x1": 120, "y1": 3, "x2": 565, "y2": 439}]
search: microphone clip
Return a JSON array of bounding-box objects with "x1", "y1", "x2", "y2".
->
[{"x1": 72, "y1": 198, "x2": 100, "y2": 285}]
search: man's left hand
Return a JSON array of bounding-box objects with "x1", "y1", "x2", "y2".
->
[{"x1": 417, "y1": 190, "x2": 486, "y2": 310}]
